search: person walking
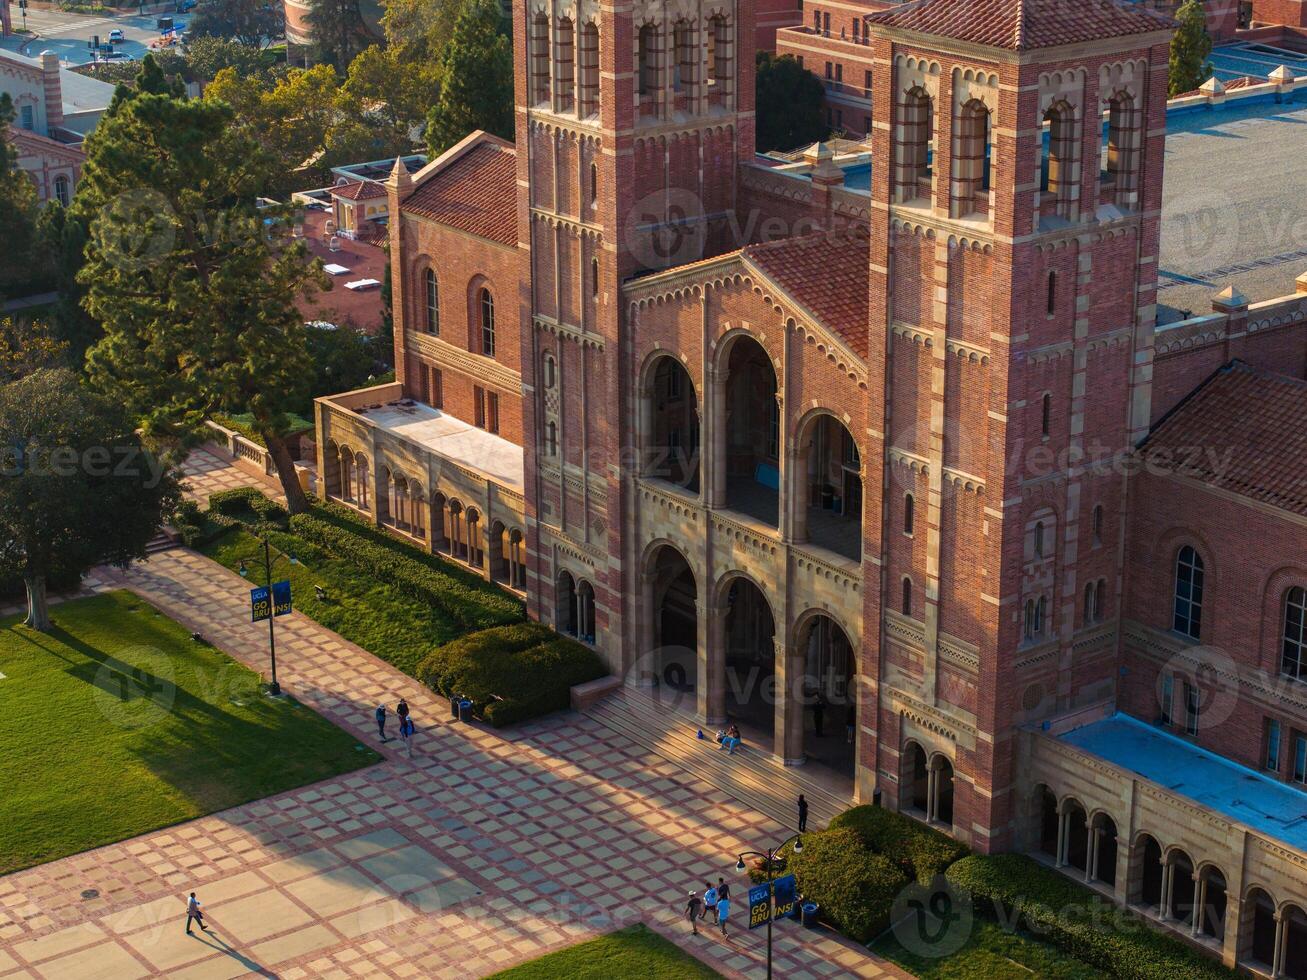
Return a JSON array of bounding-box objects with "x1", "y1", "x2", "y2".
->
[
  {"x1": 797, "y1": 793, "x2": 809, "y2": 833},
  {"x1": 717, "y1": 877, "x2": 731, "y2": 905},
  {"x1": 374, "y1": 704, "x2": 388, "y2": 743},
  {"x1": 184, "y1": 893, "x2": 207, "y2": 934},
  {"x1": 685, "y1": 891, "x2": 702, "y2": 935},
  {"x1": 396, "y1": 697, "x2": 410, "y2": 727},
  {"x1": 702, "y1": 882, "x2": 718, "y2": 922},
  {"x1": 717, "y1": 892, "x2": 730, "y2": 936},
  {"x1": 399, "y1": 713, "x2": 415, "y2": 757}
]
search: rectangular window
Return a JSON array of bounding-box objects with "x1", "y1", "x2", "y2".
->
[
  {"x1": 864, "y1": 70, "x2": 872, "y2": 99},
  {"x1": 825, "y1": 61, "x2": 832, "y2": 81},
  {"x1": 487, "y1": 392, "x2": 500, "y2": 434},
  {"x1": 822, "y1": 12, "x2": 830, "y2": 33},
  {"x1": 474, "y1": 385, "x2": 485, "y2": 428},
  {"x1": 431, "y1": 368, "x2": 443, "y2": 409},
  {"x1": 1184, "y1": 680, "x2": 1200, "y2": 736},
  {"x1": 1159, "y1": 672, "x2": 1173, "y2": 726},
  {"x1": 20, "y1": 104, "x2": 34, "y2": 130},
  {"x1": 1266, "y1": 719, "x2": 1282, "y2": 772},
  {"x1": 835, "y1": 64, "x2": 842, "y2": 83},
  {"x1": 1295, "y1": 733, "x2": 1307, "y2": 783}
]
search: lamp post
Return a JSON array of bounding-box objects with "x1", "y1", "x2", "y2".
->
[
  {"x1": 735, "y1": 833, "x2": 803, "y2": 980},
  {"x1": 238, "y1": 534, "x2": 298, "y2": 696}
]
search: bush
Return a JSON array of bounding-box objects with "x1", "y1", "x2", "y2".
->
[
  {"x1": 208, "y1": 487, "x2": 265, "y2": 515},
  {"x1": 946, "y1": 854, "x2": 1235, "y2": 980},
  {"x1": 289, "y1": 512, "x2": 523, "y2": 630},
  {"x1": 416, "y1": 624, "x2": 607, "y2": 728},
  {"x1": 786, "y1": 827, "x2": 909, "y2": 943},
  {"x1": 829, "y1": 805, "x2": 968, "y2": 883}
]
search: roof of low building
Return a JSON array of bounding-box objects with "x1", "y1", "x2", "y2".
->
[
  {"x1": 864, "y1": 0, "x2": 1171, "y2": 51},
  {"x1": 401, "y1": 133, "x2": 516, "y2": 247},
  {"x1": 741, "y1": 232, "x2": 871, "y2": 359},
  {"x1": 330, "y1": 180, "x2": 387, "y2": 201},
  {"x1": 1140, "y1": 360, "x2": 1307, "y2": 517}
]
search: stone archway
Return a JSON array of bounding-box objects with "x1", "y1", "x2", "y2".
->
[
  {"x1": 720, "y1": 574, "x2": 778, "y2": 751},
  {"x1": 642, "y1": 353, "x2": 700, "y2": 492},
  {"x1": 719, "y1": 335, "x2": 779, "y2": 525},
  {"x1": 791, "y1": 411, "x2": 862, "y2": 562},
  {"x1": 903, "y1": 741, "x2": 930, "y2": 816},
  {"x1": 1090, "y1": 813, "x2": 1118, "y2": 887},
  {"x1": 646, "y1": 544, "x2": 697, "y2": 700},
  {"x1": 1166, "y1": 848, "x2": 1196, "y2": 928},
  {"x1": 795, "y1": 611, "x2": 856, "y2": 776},
  {"x1": 431, "y1": 492, "x2": 449, "y2": 552},
  {"x1": 1133, "y1": 833, "x2": 1164, "y2": 912}
]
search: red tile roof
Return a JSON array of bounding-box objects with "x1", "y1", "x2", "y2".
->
[
  {"x1": 402, "y1": 139, "x2": 517, "y2": 247},
  {"x1": 865, "y1": 0, "x2": 1172, "y2": 51},
  {"x1": 743, "y1": 232, "x2": 870, "y2": 359},
  {"x1": 1141, "y1": 361, "x2": 1307, "y2": 518},
  {"x1": 330, "y1": 179, "x2": 387, "y2": 201}
]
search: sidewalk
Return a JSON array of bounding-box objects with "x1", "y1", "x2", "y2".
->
[{"x1": 0, "y1": 538, "x2": 906, "y2": 978}]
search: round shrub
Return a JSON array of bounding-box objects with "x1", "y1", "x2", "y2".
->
[
  {"x1": 788, "y1": 827, "x2": 910, "y2": 943},
  {"x1": 829, "y1": 804, "x2": 968, "y2": 883}
]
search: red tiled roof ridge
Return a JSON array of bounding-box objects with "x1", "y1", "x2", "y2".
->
[
  {"x1": 401, "y1": 133, "x2": 517, "y2": 247},
  {"x1": 331, "y1": 179, "x2": 387, "y2": 200}
]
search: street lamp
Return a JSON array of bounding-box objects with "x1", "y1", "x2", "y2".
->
[
  {"x1": 237, "y1": 534, "x2": 298, "y2": 696},
  {"x1": 735, "y1": 833, "x2": 803, "y2": 980}
]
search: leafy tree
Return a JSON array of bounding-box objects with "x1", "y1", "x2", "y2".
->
[
  {"x1": 380, "y1": 0, "x2": 469, "y2": 72},
  {"x1": 0, "y1": 95, "x2": 41, "y2": 296},
  {"x1": 0, "y1": 368, "x2": 180, "y2": 630},
  {"x1": 755, "y1": 52, "x2": 827, "y2": 153},
  {"x1": 188, "y1": 0, "x2": 284, "y2": 48},
  {"x1": 0, "y1": 316, "x2": 67, "y2": 382},
  {"x1": 426, "y1": 0, "x2": 512, "y2": 154},
  {"x1": 305, "y1": 0, "x2": 374, "y2": 68},
  {"x1": 1170, "y1": 0, "x2": 1214, "y2": 97},
  {"x1": 342, "y1": 44, "x2": 433, "y2": 144},
  {"x1": 37, "y1": 206, "x2": 99, "y2": 362},
  {"x1": 303, "y1": 322, "x2": 387, "y2": 413},
  {"x1": 73, "y1": 94, "x2": 326, "y2": 514},
  {"x1": 186, "y1": 35, "x2": 270, "y2": 84},
  {"x1": 136, "y1": 53, "x2": 186, "y2": 98}
]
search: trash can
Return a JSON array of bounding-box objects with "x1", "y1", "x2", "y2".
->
[
  {"x1": 801, "y1": 902, "x2": 820, "y2": 929},
  {"x1": 449, "y1": 695, "x2": 461, "y2": 720},
  {"x1": 458, "y1": 698, "x2": 474, "y2": 723}
]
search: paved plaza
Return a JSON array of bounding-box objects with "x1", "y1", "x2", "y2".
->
[{"x1": 0, "y1": 456, "x2": 904, "y2": 980}]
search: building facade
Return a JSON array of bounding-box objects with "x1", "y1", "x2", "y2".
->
[{"x1": 316, "y1": 0, "x2": 1307, "y2": 971}]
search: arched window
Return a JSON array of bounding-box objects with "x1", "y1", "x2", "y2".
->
[
  {"x1": 1024, "y1": 595, "x2": 1046, "y2": 640},
  {"x1": 589, "y1": 162, "x2": 598, "y2": 206},
  {"x1": 591, "y1": 257, "x2": 600, "y2": 298},
  {"x1": 479, "y1": 288, "x2": 495, "y2": 357},
  {"x1": 902, "y1": 577, "x2": 913, "y2": 616},
  {"x1": 555, "y1": 17, "x2": 575, "y2": 112},
  {"x1": 424, "y1": 268, "x2": 439, "y2": 334},
  {"x1": 578, "y1": 22, "x2": 599, "y2": 116},
  {"x1": 709, "y1": 15, "x2": 732, "y2": 103},
  {"x1": 1283, "y1": 586, "x2": 1307, "y2": 680},
  {"x1": 1085, "y1": 581, "x2": 1098, "y2": 624},
  {"x1": 1042, "y1": 99, "x2": 1079, "y2": 219},
  {"x1": 530, "y1": 13, "x2": 551, "y2": 104},
  {"x1": 1034, "y1": 520, "x2": 1046, "y2": 558},
  {"x1": 1096, "y1": 578, "x2": 1106, "y2": 621},
  {"x1": 1041, "y1": 392, "x2": 1052, "y2": 437},
  {"x1": 637, "y1": 24, "x2": 657, "y2": 99},
  {"x1": 951, "y1": 99, "x2": 991, "y2": 218},
  {"x1": 673, "y1": 19, "x2": 695, "y2": 97},
  {"x1": 904, "y1": 492, "x2": 915, "y2": 535},
  {"x1": 893, "y1": 85, "x2": 933, "y2": 202},
  {"x1": 53, "y1": 175, "x2": 70, "y2": 207},
  {"x1": 1046, "y1": 270, "x2": 1057, "y2": 316},
  {"x1": 1092, "y1": 504, "x2": 1104, "y2": 546},
  {"x1": 1173, "y1": 545, "x2": 1204, "y2": 640},
  {"x1": 542, "y1": 352, "x2": 556, "y2": 389},
  {"x1": 1106, "y1": 90, "x2": 1141, "y2": 208}
]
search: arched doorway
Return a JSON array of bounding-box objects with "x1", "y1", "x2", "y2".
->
[
  {"x1": 644, "y1": 355, "x2": 700, "y2": 491},
  {"x1": 721, "y1": 337, "x2": 779, "y2": 525},
  {"x1": 797, "y1": 613, "x2": 855, "y2": 775},
  {"x1": 377, "y1": 466, "x2": 394, "y2": 524},
  {"x1": 489, "y1": 521, "x2": 509, "y2": 582},
  {"x1": 448, "y1": 500, "x2": 467, "y2": 559},
  {"x1": 1062, "y1": 799, "x2": 1088, "y2": 873},
  {"x1": 1036, "y1": 785, "x2": 1058, "y2": 857},
  {"x1": 1286, "y1": 904, "x2": 1307, "y2": 980},
  {"x1": 793, "y1": 413, "x2": 862, "y2": 562},
  {"x1": 904, "y1": 742, "x2": 929, "y2": 815},
  {"x1": 508, "y1": 529, "x2": 526, "y2": 588},
  {"x1": 576, "y1": 580, "x2": 596, "y2": 643},
  {"x1": 1244, "y1": 888, "x2": 1278, "y2": 972},
  {"x1": 1134, "y1": 834, "x2": 1163, "y2": 911},
  {"x1": 431, "y1": 492, "x2": 449, "y2": 552},
  {"x1": 465, "y1": 508, "x2": 483, "y2": 568},
  {"x1": 1091, "y1": 814, "x2": 1118, "y2": 887},
  {"x1": 1167, "y1": 848, "x2": 1196, "y2": 928},
  {"x1": 648, "y1": 545, "x2": 697, "y2": 697},
  {"x1": 323, "y1": 441, "x2": 342, "y2": 498},
  {"x1": 722, "y1": 576, "x2": 776, "y2": 746},
  {"x1": 408, "y1": 481, "x2": 426, "y2": 538},
  {"x1": 1197, "y1": 865, "x2": 1227, "y2": 943},
  {"x1": 933, "y1": 756, "x2": 954, "y2": 827},
  {"x1": 557, "y1": 571, "x2": 577, "y2": 635}
]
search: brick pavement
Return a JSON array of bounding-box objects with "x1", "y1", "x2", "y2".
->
[{"x1": 0, "y1": 464, "x2": 909, "y2": 979}]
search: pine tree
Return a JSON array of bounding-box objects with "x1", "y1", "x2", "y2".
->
[
  {"x1": 1169, "y1": 0, "x2": 1214, "y2": 97},
  {"x1": 426, "y1": 0, "x2": 513, "y2": 154}
]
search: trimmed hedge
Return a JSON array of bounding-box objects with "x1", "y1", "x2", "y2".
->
[
  {"x1": 786, "y1": 827, "x2": 909, "y2": 943},
  {"x1": 416, "y1": 623, "x2": 607, "y2": 727},
  {"x1": 289, "y1": 512, "x2": 523, "y2": 631},
  {"x1": 946, "y1": 854, "x2": 1236, "y2": 980},
  {"x1": 208, "y1": 487, "x2": 287, "y2": 525},
  {"x1": 172, "y1": 499, "x2": 237, "y2": 549},
  {"x1": 829, "y1": 805, "x2": 968, "y2": 883}
]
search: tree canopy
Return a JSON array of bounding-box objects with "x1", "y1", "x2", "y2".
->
[
  {"x1": 426, "y1": 0, "x2": 513, "y2": 154},
  {"x1": 0, "y1": 368, "x2": 180, "y2": 630},
  {"x1": 73, "y1": 93, "x2": 325, "y2": 513},
  {"x1": 305, "y1": 0, "x2": 375, "y2": 69},
  {"x1": 755, "y1": 52, "x2": 828, "y2": 153},
  {"x1": 188, "y1": 0, "x2": 285, "y2": 48},
  {"x1": 0, "y1": 95, "x2": 42, "y2": 297},
  {"x1": 1170, "y1": 0, "x2": 1214, "y2": 97}
]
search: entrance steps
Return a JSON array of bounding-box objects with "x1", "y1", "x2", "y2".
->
[
  {"x1": 145, "y1": 529, "x2": 180, "y2": 555},
  {"x1": 584, "y1": 686, "x2": 851, "y2": 832}
]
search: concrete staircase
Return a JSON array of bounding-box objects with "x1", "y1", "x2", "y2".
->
[
  {"x1": 584, "y1": 687, "x2": 851, "y2": 832},
  {"x1": 145, "y1": 529, "x2": 179, "y2": 555}
]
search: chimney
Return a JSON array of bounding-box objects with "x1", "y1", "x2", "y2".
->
[{"x1": 40, "y1": 51, "x2": 63, "y2": 134}]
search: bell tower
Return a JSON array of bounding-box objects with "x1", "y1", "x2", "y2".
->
[{"x1": 513, "y1": 0, "x2": 756, "y2": 665}]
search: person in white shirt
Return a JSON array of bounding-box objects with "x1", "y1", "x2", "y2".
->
[{"x1": 185, "y1": 893, "x2": 207, "y2": 934}]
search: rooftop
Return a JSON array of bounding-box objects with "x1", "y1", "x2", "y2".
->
[
  {"x1": 1057, "y1": 713, "x2": 1307, "y2": 853},
  {"x1": 330, "y1": 180, "x2": 387, "y2": 201},
  {"x1": 297, "y1": 210, "x2": 388, "y2": 332},
  {"x1": 864, "y1": 0, "x2": 1170, "y2": 51},
  {"x1": 1140, "y1": 360, "x2": 1307, "y2": 518},
  {"x1": 355, "y1": 400, "x2": 524, "y2": 492},
  {"x1": 0, "y1": 49, "x2": 115, "y2": 122},
  {"x1": 402, "y1": 134, "x2": 516, "y2": 247}
]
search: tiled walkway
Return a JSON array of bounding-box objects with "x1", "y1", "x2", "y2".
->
[{"x1": 0, "y1": 457, "x2": 907, "y2": 979}]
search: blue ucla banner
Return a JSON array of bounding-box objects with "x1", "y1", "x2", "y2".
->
[
  {"x1": 271, "y1": 580, "x2": 292, "y2": 616},
  {"x1": 250, "y1": 586, "x2": 271, "y2": 623},
  {"x1": 773, "y1": 874, "x2": 797, "y2": 919},
  {"x1": 748, "y1": 875, "x2": 798, "y2": 930}
]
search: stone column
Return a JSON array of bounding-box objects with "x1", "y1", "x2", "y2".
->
[
  {"x1": 1273, "y1": 912, "x2": 1286, "y2": 978},
  {"x1": 926, "y1": 765, "x2": 939, "y2": 823},
  {"x1": 1085, "y1": 826, "x2": 1098, "y2": 883},
  {"x1": 708, "y1": 369, "x2": 729, "y2": 508},
  {"x1": 1192, "y1": 874, "x2": 1206, "y2": 937},
  {"x1": 774, "y1": 635, "x2": 805, "y2": 765},
  {"x1": 697, "y1": 598, "x2": 725, "y2": 723},
  {"x1": 1160, "y1": 860, "x2": 1173, "y2": 919},
  {"x1": 1055, "y1": 807, "x2": 1067, "y2": 868}
]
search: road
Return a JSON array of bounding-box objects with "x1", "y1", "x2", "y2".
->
[{"x1": 1, "y1": 4, "x2": 187, "y2": 66}]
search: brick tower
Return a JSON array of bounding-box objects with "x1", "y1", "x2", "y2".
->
[
  {"x1": 513, "y1": 0, "x2": 757, "y2": 669},
  {"x1": 861, "y1": 0, "x2": 1172, "y2": 851}
]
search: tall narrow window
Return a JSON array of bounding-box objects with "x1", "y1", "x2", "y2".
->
[
  {"x1": 1173, "y1": 545, "x2": 1204, "y2": 640},
  {"x1": 673, "y1": 19, "x2": 694, "y2": 98},
  {"x1": 1295, "y1": 733, "x2": 1307, "y2": 784},
  {"x1": 1282, "y1": 587, "x2": 1307, "y2": 680},
  {"x1": 589, "y1": 162, "x2": 598, "y2": 206},
  {"x1": 53, "y1": 175, "x2": 70, "y2": 207},
  {"x1": 430, "y1": 367, "x2": 443, "y2": 409},
  {"x1": 711, "y1": 15, "x2": 731, "y2": 104},
  {"x1": 1084, "y1": 582, "x2": 1098, "y2": 624},
  {"x1": 1159, "y1": 672, "x2": 1174, "y2": 725},
  {"x1": 1046, "y1": 271, "x2": 1057, "y2": 315},
  {"x1": 578, "y1": 22, "x2": 599, "y2": 116},
  {"x1": 638, "y1": 24, "x2": 657, "y2": 99},
  {"x1": 480, "y1": 288, "x2": 496, "y2": 357},
  {"x1": 19, "y1": 104, "x2": 33, "y2": 130},
  {"x1": 902, "y1": 577, "x2": 913, "y2": 616},
  {"x1": 893, "y1": 86, "x2": 932, "y2": 202},
  {"x1": 543, "y1": 352, "x2": 556, "y2": 389},
  {"x1": 424, "y1": 268, "x2": 439, "y2": 334},
  {"x1": 591, "y1": 257, "x2": 600, "y2": 298},
  {"x1": 904, "y1": 492, "x2": 915, "y2": 535},
  {"x1": 487, "y1": 392, "x2": 500, "y2": 434},
  {"x1": 1041, "y1": 393, "x2": 1052, "y2": 437},
  {"x1": 474, "y1": 386, "x2": 485, "y2": 428},
  {"x1": 1266, "y1": 719, "x2": 1282, "y2": 772},
  {"x1": 1042, "y1": 100, "x2": 1079, "y2": 220},
  {"x1": 530, "y1": 14, "x2": 551, "y2": 104},
  {"x1": 555, "y1": 17, "x2": 575, "y2": 112},
  {"x1": 951, "y1": 99, "x2": 991, "y2": 218},
  {"x1": 1092, "y1": 504, "x2": 1104, "y2": 546},
  {"x1": 1033, "y1": 521, "x2": 1046, "y2": 558},
  {"x1": 1106, "y1": 90, "x2": 1141, "y2": 208},
  {"x1": 1184, "y1": 680, "x2": 1201, "y2": 736},
  {"x1": 545, "y1": 421, "x2": 558, "y2": 456}
]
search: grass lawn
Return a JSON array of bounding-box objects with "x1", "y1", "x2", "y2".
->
[
  {"x1": 871, "y1": 919, "x2": 1109, "y2": 980},
  {"x1": 202, "y1": 525, "x2": 462, "y2": 677},
  {"x1": 486, "y1": 925, "x2": 722, "y2": 979},
  {"x1": 0, "y1": 590, "x2": 379, "y2": 875}
]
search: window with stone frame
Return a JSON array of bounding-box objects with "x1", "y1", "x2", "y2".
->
[
  {"x1": 530, "y1": 13, "x2": 551, "y2": 104},
  {"x1": 578, "y1": 22, "x2": 599, "y2": 116},
  {"x1": 555, "y1": 17, "x2": 575, "y2": 112},
  {"x1": 479, "y1": 288, "x2": 496, "y2": 357},
  {"x1": 1104, "y1": 90, "x2": 1142, "y2": 208},
  {"x1": 951, "y1": 99, "x2": 991, "y2": 218},
  {"x1": 424, "y1": 267, "x2": 439, "y2": 334},
  {"x1": 1172, "y1": 545, "x2": 1204, "y2": 640},
  {"x1": 1282, "y1": 586, "x2": 1306, "y2": 681}
]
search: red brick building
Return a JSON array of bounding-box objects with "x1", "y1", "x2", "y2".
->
[{"x1": 315, "y1": 0, "x2": 1307, "y2": 969}]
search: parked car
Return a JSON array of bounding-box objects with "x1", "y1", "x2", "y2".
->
[
  {"x1": 108, "y1": 28, "x2": 125, "y2": 43},
  {"x1": 177, "y1": 0, "x2": 197, "y2": 10}
]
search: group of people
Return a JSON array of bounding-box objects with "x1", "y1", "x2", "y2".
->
[
  {"x1": 374, "y1": 697, "x2": 416, "y2": 753},
  {"x1": 714, "y1": 724, "x2": 742, "y2": 754},
  {"x1": 684, "y1": 876, "x2": 734, "y2": 936}
]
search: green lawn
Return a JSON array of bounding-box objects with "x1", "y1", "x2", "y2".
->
[
  {"x1": 0, "y1": 590, "x2": 378, "y2": 875},
  {"x1": 202, "y1": 525, "x2": 463, "y2": 676},
  {"x1": 486, "y1": 925, "x2": 722, "y2": 979},
  {"x1": 871, "y1": 919, "x2": 1109, "y2": 980}
]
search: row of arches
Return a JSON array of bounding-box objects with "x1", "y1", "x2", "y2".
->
[
  {"x1": 322, "y1": 442, "x2": 526, "y2": 591},
  {"x1": 640, "y1": 336, "x2": 863, "y2": 563},
  {"x1": 1034, "y1": 788, "x2": 1307, "y2": 976}
]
